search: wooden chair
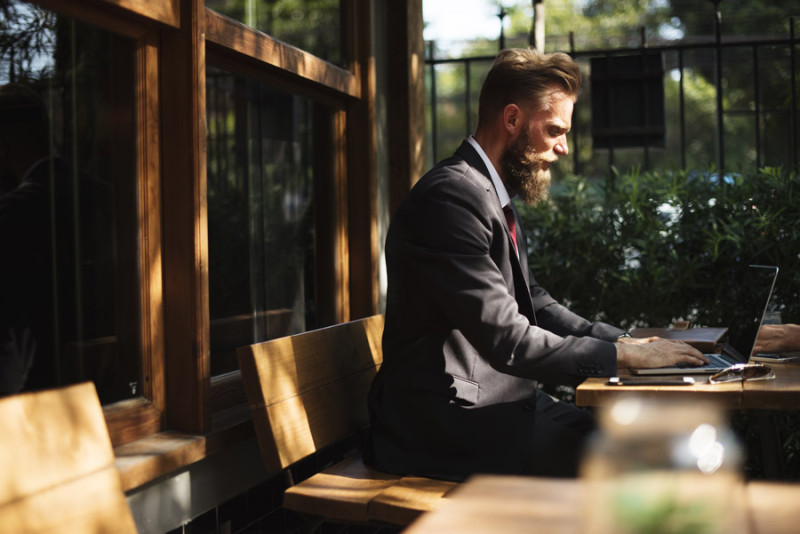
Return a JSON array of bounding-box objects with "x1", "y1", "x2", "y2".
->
[
  {"x1": 237, "y1": 314, "x2": 457, "y2": 526},
  {"x1": 0, "y1": 382, "x2": 137, "y2": 534}
]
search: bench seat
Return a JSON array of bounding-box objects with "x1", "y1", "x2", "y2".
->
[
  {"x1": 283, "y1": 455, "x2": 457, "y2": 524},
  {"x1": 237, "y1": 315, "x2": 458, "y2": 527}
]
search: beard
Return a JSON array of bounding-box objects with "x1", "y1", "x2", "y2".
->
[{"x1": 500, "y1": 129, "x2": 552, "y2": 205}]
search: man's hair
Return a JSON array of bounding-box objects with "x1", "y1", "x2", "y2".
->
[{"x1": 477, "y1": 48, "x2": 581, "y2": 126}]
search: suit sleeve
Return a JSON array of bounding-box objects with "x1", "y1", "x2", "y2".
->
[{"x1": 530, "y1": 279, "x2": 626, "y2": 342}]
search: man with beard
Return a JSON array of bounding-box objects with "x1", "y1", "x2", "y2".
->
[{"x1": 366, "y1": 48, "x2": 707, "y2": 480}]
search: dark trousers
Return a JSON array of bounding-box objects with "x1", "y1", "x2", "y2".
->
[{"x1": 529, "y1": 390, "x2": 597, "y2": 478}]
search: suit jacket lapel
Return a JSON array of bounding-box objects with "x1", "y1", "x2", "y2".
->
[
  {"x1": 455, "y1": 141, "x2": 523, "y2": 266},
  {"x1": 456, "y1": 140, "x2": 536, "y2": 322}
]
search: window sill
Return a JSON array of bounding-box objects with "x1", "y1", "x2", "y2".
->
[{"x1": 115, "y1": 404, "x2": 253, "y2": 492}]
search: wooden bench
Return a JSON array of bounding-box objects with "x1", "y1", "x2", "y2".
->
[
  {"x1": 237, "y1": 314, "x2": 458, "y2": 526},
  {"x1": 0, "y1": 382, "x2": 137, "y2": 533}
]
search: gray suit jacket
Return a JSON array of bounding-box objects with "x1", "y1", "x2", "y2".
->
[{"x1": 367, "y1": 140, "x2": 622, "y2": 479}]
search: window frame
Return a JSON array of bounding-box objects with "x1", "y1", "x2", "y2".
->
[
  {"x1": 30, "y1": 0, "x2": 167, "y2": 446},
  {"x1": 26, "y1": 0, "x2": 379, "y2": 450}
]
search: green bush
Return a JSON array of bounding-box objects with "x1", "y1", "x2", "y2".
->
[
  {"x1": 519, "y1": 166, "x2": 800, "y2": 330},
  {"x1": 521, "y1": 166, "x2": 800, "y2": 480}
]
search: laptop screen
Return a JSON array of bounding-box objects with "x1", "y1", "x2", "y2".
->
[{"x1": 723, "y1": 265, "x2": 779, "y2": 362}]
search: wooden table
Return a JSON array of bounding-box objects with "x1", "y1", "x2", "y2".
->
[
  {"x1": 742, "y1": 360, "x2": 800, "y2": 410},
  {"x1": 576, "y1": 374, "x2": 743, "y2": 408},
  {"x1": 575, "y1": 360, "x2": 800, "y2": 479},
  {"x1": 576, "y1": 360, "x2": 800, "y2": 410},
  {"x1": 404, "y1": 475, "x2": 800, "y2": 534}
]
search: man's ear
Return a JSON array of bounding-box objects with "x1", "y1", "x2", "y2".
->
[{"x1": 502, "y1": 103, "x2": 521, "y2": 135}]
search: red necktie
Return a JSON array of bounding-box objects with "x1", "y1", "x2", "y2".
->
[{"x1": 503, "y1": 205, "x2": 517, "y2": 254}]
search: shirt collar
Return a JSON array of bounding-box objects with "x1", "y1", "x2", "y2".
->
[{"x1": 467, "y1": 135, "x2": 512, "y2": 209}]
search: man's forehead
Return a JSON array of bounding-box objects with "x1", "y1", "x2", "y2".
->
[{"x1": 534, "y1": 95, "x2": 573, "y2": 124}]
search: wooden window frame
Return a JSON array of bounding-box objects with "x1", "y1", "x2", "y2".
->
[
  {"x1": 27, "y1": 0, "x2": 379, "y2": 455},
  {"x1": 29, "y1": 0, "x2": 167, "y2": 446},
  {"x1": 201, "y1": 7, "x2": 365, "y2": 424}
]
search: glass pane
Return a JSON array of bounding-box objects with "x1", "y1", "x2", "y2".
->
[
  {"x1": 207, "y1": 65, "x2": 322, "y2": 376},
  {"x1": 206, "y1": 0, "x2": 343, "y2": 66},
  {"x1": 0, "y1": 2, "x2": 141, "y2": 403}
]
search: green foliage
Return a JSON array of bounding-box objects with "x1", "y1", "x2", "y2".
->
[{"x1": 519, "y1": 167, "x2": 800, "y2": 330}]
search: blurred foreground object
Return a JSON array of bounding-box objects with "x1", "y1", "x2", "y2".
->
[{"x1": 580, "y1": 397, "x2": 744, "y2": 534}]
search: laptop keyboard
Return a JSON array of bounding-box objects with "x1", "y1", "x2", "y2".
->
[{"x1": 675, "y1": 353, "x2": 733, "y2": 369}]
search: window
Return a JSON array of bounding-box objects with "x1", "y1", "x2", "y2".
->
[
  {"x1": 207, "y1": 65, "x2": 338, "y2": 376},
  {"x1": 1, "y1": 0, "x2": 378, "y2": 461},
  {"x1": 0, "y1": 2, "x2": 143, "y2": 404}
]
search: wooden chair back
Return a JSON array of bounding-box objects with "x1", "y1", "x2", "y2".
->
[
  {"x1": 0, "y1": 382, "x2": 137, "y2": 534},
  {"x1": 237, "y1": 314, "x2": 384, "y2": 472}
]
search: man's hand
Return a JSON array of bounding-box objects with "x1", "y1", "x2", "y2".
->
[
  {"x1": 753, "y1": 324, "x2": 800, "y2": 354},
  {"x1": 617, "y1": 335, "x2": 659, "y2": 345},
  {"x1": 616, "y1": 339, "x2": 708, "y2": 372}
]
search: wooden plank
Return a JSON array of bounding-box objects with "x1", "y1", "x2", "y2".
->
[
  {"x1": 0, "y1": 382, "x2": 137, "y2": 533},
  {"x1": 136, "y1": 29, "x2": 166, "y2": 427},
  {"x1": 283, "y1": 456, "x2": 400, "y2": 524},
  {"x1": 0, "y1": 466, "x2": 136, "y2": 534},
  {"x1": 343, "y1": 0, "x2": 380, "y2": 317},
  {"x1": 114, "y1": 431, "x2": 207, "y2": 491},
  {"x1": 264, "y1": 366, "x2": 377, "y2": 468},
  {"x1": 576, "y1": 376, "x2": 743, "y2": 408},
  {"x1": 103, "y1": 398, "x2": 162, "y2": 448},
  {"x1": 403, "y1": 475, "x2": 579, "y2": 534},
  {"x1": 742, "y1": 361, "x2": 800, "y2": 410},
  {"x1": 161, "y1": 0, "x2": 211, "y2": 434},
  {"x1": 386, "y1": 0, "x2": 426, "y2": 215},
  {"x1": 369, "y1": 476, "x2": 458, "y2": 525},
  {"x1": 0, "y1": 383, "x2": 113, "y2": 502},
  {"x1": 405, "y1": 476, "x2": 799, "y2": 534},
  {"x1": 747, "y1": 481, "x2": 800, "y2": 534},
  {"x1": 238, "y1": 315, "x2": 384, "y2": 471},
  {"x1": 204, "y1": 9, "x2": 359, "y2": 99},
  {"x1": 97, "y1": 0, "x2": 180, "y2": 27}
]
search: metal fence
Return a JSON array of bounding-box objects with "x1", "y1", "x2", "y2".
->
[{"x1": 425, "y1": 18, "x2": 799, "y2": 179}]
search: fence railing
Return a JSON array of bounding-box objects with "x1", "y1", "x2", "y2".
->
[{"x1": 425, "y1": 18, "x2": 799, "y2": 179}]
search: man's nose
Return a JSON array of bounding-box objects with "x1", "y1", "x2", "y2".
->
[{"x1": 554, "y1": 135, "x2": 569, "y2": 156}]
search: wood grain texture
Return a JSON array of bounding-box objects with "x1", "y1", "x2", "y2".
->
[
  {"x1": 742, "y1": 361, "x2": 800, "y2": 410},
  {"x1": 205, "y1": 9, "x2": 358, "y2": 98},
  {"x1": 576, "y1": 376, "x2": 743, "y2": 408},
  {"x1": 238, "y1": 314, "x2": 460, "y2": 526},
  {"x1": 237, "y1": 315, "x2": 384, "y2": 471},
  {"x1": 0, "y1": 383, "x2": 137, "y2": 533}
]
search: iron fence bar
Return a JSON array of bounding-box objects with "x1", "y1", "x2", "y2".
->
[
  {"x1": 714, "y1": 1, "x2": 725, "y2": 175},
  {"x1": 640, "y1": 27, "x2": 650, "y2": 171},
  {"x1": 753, "y1": 44, "x2": 761, "y2": 170},
  {"x1": 791, "y1": 17, "x2": 798, "y2": 173},
  {"x1": 679, "y1": 47, "x2": 686, "y2": 169},
  {"x1": 423, "y1": 26, "x2": 800, "y2": 177},
  {"x1": 605, "y1": 48, "x2": 615, "y2": 172},
  {"x1": 566, "y1": 36, "x2": 800, "y2": 59}
]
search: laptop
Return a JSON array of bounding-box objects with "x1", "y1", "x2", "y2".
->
[{"x1": 632, "y1": 264, "x2": 779, "y2": 375}]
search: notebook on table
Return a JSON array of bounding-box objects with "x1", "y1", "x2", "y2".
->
[{"x1": 631, "y1": 264, "x2": 779, "y2": 376}]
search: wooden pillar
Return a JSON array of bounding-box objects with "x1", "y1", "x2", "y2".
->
[
  {"x1": 344, "y1": 0, "x2": 379, "y2": 319},
  {"x1": 160, "y1": 0, "x2": 210, "y2": 433},
  {"x1": 387, "y1": 0, "x2": 426, "y2": 216}
]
